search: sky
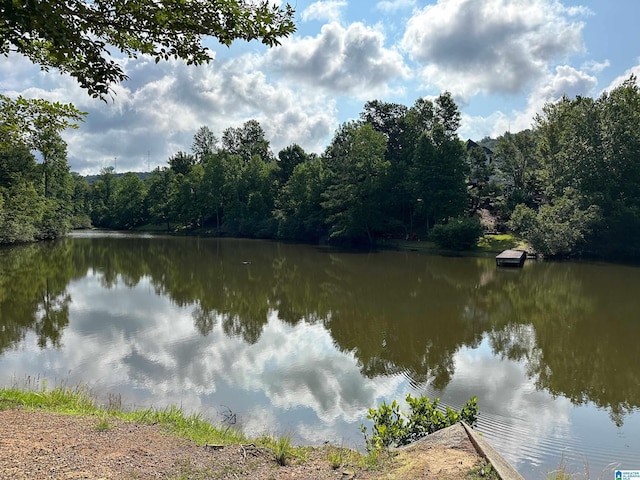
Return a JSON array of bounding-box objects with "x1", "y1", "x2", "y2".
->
[{"x1": 2, "y1": 0, "x2": 640, "y2": 175}]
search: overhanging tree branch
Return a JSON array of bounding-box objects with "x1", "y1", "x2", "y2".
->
[{"x1": 0, "y1": 0, "x2": 296, "y2": 98}]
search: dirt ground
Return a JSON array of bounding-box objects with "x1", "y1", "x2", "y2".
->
[{"x1": 0, "y1": 409, "x2": 486, "y2": 479}]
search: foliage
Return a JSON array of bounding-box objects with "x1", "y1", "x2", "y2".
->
[
  {"x1": 7, "y1": 79, "x2": 640, "y2": 260},
  {"x1": 466, "y1": 142, "x2": 496, "y2": 213},
  {"x1": 361, "y1": 394, "x2": 478, "y2": 452},
  {"x1": 508, "y1": 189, "x2": 601, "y2": 256},
  {"x1": 275, "y1": 157, "x2": 328, "y2": 240},
  {"x1": 321, "y1": 122, "x2": 390, "y2": 244},
  {"x1": 493, "y1": 129, "x2": 540, "y2": 214},
  {"x1": 0, "y1": 95, "x2": 85, "y2": 148},
  {"x1": 532, "y1": 76, "x2": 640, "y2": 258},
  {"x1": 408, "y1": 95, "x2": 468, "y2": 231},
  {"x1": 191, "y1": 125, "x2": 219, "y2": 162},
  {"x1": 1, "y1": 0, "x2": 296, "y2": 97},
  {"x1": 222, "y1": 120, "x2": 274, "y2": 163},
  {"x1": 0, "y1": 96, "x2": 84, "y2": 243},
  {"x1": 430, "y1": 216, "x2": 484, "y2": 250}
]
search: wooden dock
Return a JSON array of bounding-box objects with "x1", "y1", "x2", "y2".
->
[{"x1": 496, "y1": 249, "x2": 526, "y2": 267}]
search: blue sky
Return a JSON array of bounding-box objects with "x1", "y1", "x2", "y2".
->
[{"x1": 2, "y1": 0, "x2": 639, "y2": 174}]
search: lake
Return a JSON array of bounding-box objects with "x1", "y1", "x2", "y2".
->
[{"x1": 1, "y1": 232, "x2": 639, "y2": 478}]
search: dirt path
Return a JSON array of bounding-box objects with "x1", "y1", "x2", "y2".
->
[{"x1": 0, "y1": 409, "x2": 486, "y2": 479}]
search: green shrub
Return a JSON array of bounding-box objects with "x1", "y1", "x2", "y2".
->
[
  {"x1": 430, "y1": 216, "x2": 483, "y2": 250},
  {"x1": 361, "y1": 395, "x2": 478, "y2": 452}
]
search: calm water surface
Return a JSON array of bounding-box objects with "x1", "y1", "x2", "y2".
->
[{"x1": 1, "y1": 232, "x2": 639, "y2": 478}]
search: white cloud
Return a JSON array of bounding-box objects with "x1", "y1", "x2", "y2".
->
[
  {"x1": 301, "y1": 1, "x2": 347, "y2": 23},
  {"x1": 401, "y1": 0, "x2": 588, "y2": 100},
  {"x1": 0, "y1": 53, "x2": 339, "y2": 174},
  {"x1": 460, "y1": 65, "x2": 598, "y2": 140},
  {"x1": 376, "y1": 0, "x2": 416, "y2": 12},
  {"x1": 602, "y1": 61, "x2": 640, "y2": 94},
  {"x1": 450, "y1": 339, "x2": 573, "y2": 471},
  {"x1": 581, "y1": 59, "x2": 610, "y2": 73},
  {"x1": 265, "y1": 21, "x2": 409, "y2": 99}
]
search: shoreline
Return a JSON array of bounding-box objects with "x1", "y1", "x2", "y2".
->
[{"x1": 0, "y1": 385, "x2": 512, "y2": 479}]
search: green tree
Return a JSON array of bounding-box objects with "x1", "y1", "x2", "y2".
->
[
  {"x1": 275, "y1": 144, "x2": 309, "y2": 185},
  {"x1": 90, "y1": 167, "x2": 117, "y2": 227},
  {"x1": 113, "y1": 172, "x2": 147, "y2": 228},
  {"x1": 146, "y1": 167, "x2": 176, "y2": 230},
  {"x1": 201, "y1": 153, "x2": 226, "y2": 231},
  {"x1": 532, "y1": 76, "x2": 640, "y2": 258},
  {"x1": 466, "y1": 142, "x2": 495, "y2": 214},
  {"x1": 221, "y1": 120, "x2": 274, "y2": 163},
  {"x1": 191, "y1": 125, "x2": 219, "y2": 163},
  {"x1": 1, "y1": 1, "x2": 296, "y2": 97},
  {"x1": 171, "y1": 165, "x2": 205, "y2": 228},
  {"x1": 508, "y1": 189, "x2": 601, "y2": 256},
  {"x1": 360, "y1": 100, "x2": 411, "y2": 235},
  {"x1": 404, "y1": 93, "x2": 466, "y2": 234},
  {"x1": 322, "y1": 122, "x2": 389, "y2": 244},
  {"x1": 0, "y1": 95, "x2": 85, "y2": 147},
  {"x1": 237, "y1": 155, "x2": 277, "y2": 236},
  {"x1": 70, "y1": 172, "x2": 92, "y2": 228},
  {"x1": 0, "y1": 143, "x2": 37, "y2": 189},
  {"x1": 168, "y1": 151, "x2": 196, "y2": 176},
  {"x1": 411, "y1": 134, "x2": 467, "y2": 231},
  {"x1": 0, "y1": 96, "x2": 82, "y2": 243},
  {"x1": 0, "y1": 180, "x2": 43, "y2": 243},
  {"x1": 275, "y1": 157, "x2": 328, "y2": 240}
]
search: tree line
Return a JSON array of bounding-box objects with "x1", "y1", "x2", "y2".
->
[{"x1": 2, "y1": 77, "x2": 640, "y2": 259}]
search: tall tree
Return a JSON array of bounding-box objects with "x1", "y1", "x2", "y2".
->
[
  {"x1": 493, "y1": 130, "x2": 540, "y2": 214},
  {"x1": 191, "y1": 125, "x2": 219, "y2": 163},
  {"x1": 360, "y1": 100, "x2": 411, "y2": 234},
  {"x1": 221, "y1": 120, "x2": 273, "y2": 163},
  {"x1": 0, "y1": 96, "x2": 82, "y2": 243},
  {"x1": 532, "y1": 76, "x2": 640, "y2": 258},
  {"x1": 201, "y1": 153, "x2": 226, "y2": 231},
  {"x1": 275, "y1": 157, "x2": 328, "y2": 240},
  {"x1": 113, "y1": 172, "x2": 147, "y2": 228},
  {"x1": 146, "y1": 167, "x2": 175, "y2": 230},
  {"x1": 168, "y1": 151, "x2": 196, "y2": 176},
  {"x1": 1, "y1": 1, "x2": 296, "y2": 97},
  {"x1": 322, "y1": 122, "x2": 389, "y2": 244},
  {"x1": 90, "y1": 167, "x2": 117, "y2": 227},
  {"x1": 466, "y1": 142, "x2": 496, "y2": 214},
  {"x1": 408, "y1": 94, "x2": 467, "y2": 231},
  {"x1": 276, "y1": 144, "x2": 309, "y2": 185}
]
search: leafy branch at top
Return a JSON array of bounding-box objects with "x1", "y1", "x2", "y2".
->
[{"x1": 0, "y1": 0, "x2": 296, "y2": 98}]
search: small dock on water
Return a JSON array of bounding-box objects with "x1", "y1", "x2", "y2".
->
[{"x1": 496, "y1": 249, "x2": 526, "y2": 267}]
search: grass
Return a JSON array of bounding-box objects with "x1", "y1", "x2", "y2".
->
[
  {"x1": 0, "y1": 381, "x2": 327, "y2": 470},
  {"x1": 476, "y1": 233, "x2": 520, "y2": 252},
  {"x1": 95, "y1": 414, "x2": 113, "y2": 432},
  {"x1": 466, "y1": 460, "x2": 501, "y2": 479},
  {"x1": 0, "y1": 381, "x2": 504, "y2": 479},
  {"x1": 0, "y1": 382, "x2": 247, "y2": 447}
]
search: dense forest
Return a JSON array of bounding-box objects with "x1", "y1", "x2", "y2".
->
[{"x1": 2, "y1": 77, "x2": 640, "y2": 259}]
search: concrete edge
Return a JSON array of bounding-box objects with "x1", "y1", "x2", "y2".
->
[{"x1": 462, "y1": 422, "x2": 525, "y2": 480}]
